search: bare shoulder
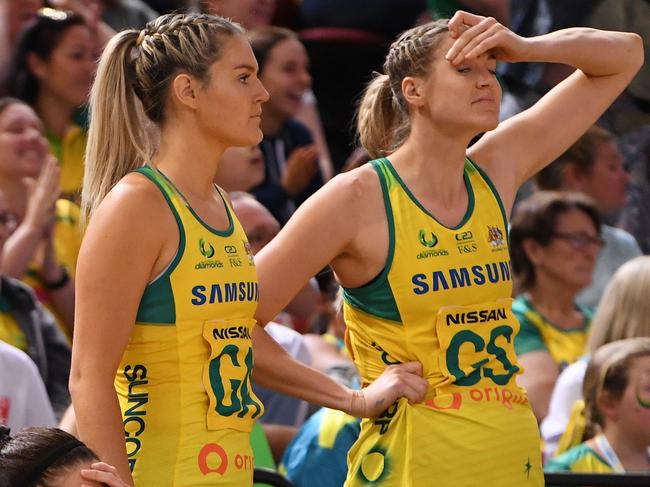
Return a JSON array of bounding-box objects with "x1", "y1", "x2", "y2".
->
[
  {"x1": 82, "y1": 172, "x2": 176, "y2": 259},
  {"x1": 313, "y1": 163, "x2": 382, "y2": 214},
  {"x1": 90, "y1": 172, "x2": 171, "y2": 230}
]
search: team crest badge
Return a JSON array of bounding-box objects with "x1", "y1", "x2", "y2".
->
[{"x1": 487, "y1": 226, "x2": 505, "y2": 248}]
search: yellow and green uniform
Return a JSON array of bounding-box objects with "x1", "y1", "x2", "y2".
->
[
  {"x1": 513, "y1": 295, "x2": 591, "y2": 370},
  {"x1": 45, "y1": 108, "x2": 88, "y2": 201},
  {"x1": 0, "y1": 295, "x2": 28, "y2": 352},
  {"x1": 114, "y1": 166, "x2": 264, "y2": 486},
  {"x1": 343, "y1": 158, "x2": 543, "y2": 486},
  {"x1": 23, "y1": 199, "x2": 82, "y2": 342},
  {"x1": 545, "y1": 441, "x2": 615, "y2": 474}
]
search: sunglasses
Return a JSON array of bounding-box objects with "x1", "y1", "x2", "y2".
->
[{"x1": 551, "y1": 232, "x2": 605, "y2": 250}]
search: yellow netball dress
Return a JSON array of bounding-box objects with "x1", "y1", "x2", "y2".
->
[
  {"x1": 114, "y1": 166, "x2": 264, "y2": 486},
  {"x1": 343, "y1": 158, "x2": 543, "y2": 486}
]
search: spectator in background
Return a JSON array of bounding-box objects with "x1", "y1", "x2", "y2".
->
[
  {"x1": 197, "y1": 1, "x2": 336, "y2": 183},
  {"x1": 297, "y1": 0, "x2": 427, "y2": 171},
  {"x1": 586, "y1": 0, "x2": 650, "y2": 136},
  {"x1": 510, "y1": 191, "x2": 602, "y2": 421},
  {"x1": 618, "y1": 125, "x2": 650, "y2": 253},
  {"x1": 0, "y1": 97, "x2": 81, "y2": 337},
  {"x1": 0, "y1": 188, "x2": 71, "y2": 419},
  {"x1": 542, "y1": 256, "x2": 650, "y2": 457},
  {"x1": 0, "y1": 340, "x2": 56, "y2": 432},
  {"x1": 280, "y1": 292, "x2": 361, "y2": 487},
  {"x1": 0, "y1": 9, "x2": 95, "y2": 201},
  {"x1": 0, "y1": 1, "x2": 116, "y2": 68},
  {"x1": 1, "y1": 1, "x2": 42, "y2": 55},
  {"x1": 545, "y1": 338, "x2": 650, "y2": 474},
  {"x1": 198, "y1": 0, "x2": 276, "y2": 29},
  {"x1": 249, "y1": 27, "x2": 323, "y2": 224},
  {"x1": 229, "y1": 192, "x2": 313, "y2": 432},
  {"x1": 100, "y1": 0, "x2": 158, "y2": 31},
  {"x1": 281, "y1": 407, "x2": 361, "y2": 487},
  {"x1": 141, "y1": 0, "x2": 188, "y2": 14},
  {"x1": 229, "y1": 192, "x2": 318, "y2": 328},
  {"x1": 214, "y1": 145, "x2": 266, "y2": 193},
  {"x1": 426, "y1": 0, "x2": 510, "y2": 25},
  {"x1": 536, "y1": 125, "x2": 642, "y2": 308},
  {"x1": 0, "y1": 426, "x2": 129, "y2": 487}
]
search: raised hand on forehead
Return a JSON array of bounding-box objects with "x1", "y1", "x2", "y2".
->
[{"x1": 445, "y1": 11, "x2": 530, "y2": 66}]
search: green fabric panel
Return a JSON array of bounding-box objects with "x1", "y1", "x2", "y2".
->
[
  {"x1": 0, "y1": 295, "x2": 10, "y2": 312},
  {"x1": 251, "y1": 422, "x2": 276, "y2": 469},
  {"x1": 251, "y1": 422, "x2": 277, "y2": 487},
  {"x1": 45, "y1": 130, "x2": 62, "y2": 160},
  {"x1": 469, "y1": 158, "x2": 509, "y2": 230},
  {"x1": 133, "y1": 167, "x2": 185, "y2": 324},
  {"x1": 544, "y1": 443, "x2": 609, "y2": 473},
  {"x1": 343, "y1": 159, "x2": 401, "y2": 323},
  {"x1": 383, "y1": 157, "x2": 476, "y2": 230},
  {"x1": 513, "y1": 297, "x2": 547, "y2": 355}
]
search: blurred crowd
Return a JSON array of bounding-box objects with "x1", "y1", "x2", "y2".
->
[{"x1": 0, "y1": 0, "x2": 648, "y2": 485}]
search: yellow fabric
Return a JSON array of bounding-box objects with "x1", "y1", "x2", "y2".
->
[
  {"x1": 22, "y1": 199, "x2": 82, "y2": 341},
  {"x1": 555, "y1": 400, "x2": 587, "y2": 456},
  {"x1": 114, "y1": 167, "x2": 263, "y2": 486},
  {"x1": 318, "y1": 409, "x2": 357, "y2": 449},
  {"x1": 343, "y1": 158, "x2": 543, "y2": 486},
  {"x1": 47, "y1": 124, "x2": 86, "y2": 200},
  {"x1": 0, "y1": 311, "x2": 27, "y2": 352}
]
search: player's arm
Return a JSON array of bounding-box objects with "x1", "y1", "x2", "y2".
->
[
  {"x1": 69, "y1": 176, "x2": 170, "y2": 484},
  {"x1": 517, "y1": 350, "x2": 559, "y2": 422},
  {"x1": 253, "y1": 172, "x2": 428, "y2": 415},
  {"x1": 255, "y1": 171, "x2": 364, "y2": 326},
  {"x1": 454, "y1": 13, "x2": 643, "y2": 211}
]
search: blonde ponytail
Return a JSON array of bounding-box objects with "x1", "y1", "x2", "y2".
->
[
  {"x1": 357, "y1": 74, "x2": 406, "y2": 159},
  {"x1": 82, "y1": 30, "x2": 150, "y2": 225},
  {"x1": 81, "y1": 13, "x2": 243, "y2": 224},
  {"x1": 355, "y1": 20, "x2": 449, "y2": 159}
]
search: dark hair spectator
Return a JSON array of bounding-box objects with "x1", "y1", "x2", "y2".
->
[
  {"x1": 248, "y1": 26, "x2": 323, "y2": 224},
  {"x1": 511, "y1": 191, "x2": 601, "y2": 291},
  {"x1": 0, "y1": 426, "x2": 128, "y2": 486},
  {"x1": 535, "y1": 125, "x2": 641, "y2": 309},
  {"x1": 510, "y1": 191, "x2": 602, "y2": 421}
]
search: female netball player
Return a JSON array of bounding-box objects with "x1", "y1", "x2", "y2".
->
[{"x1": 254, "y1": 11, "x2": 643, "y2": 486}]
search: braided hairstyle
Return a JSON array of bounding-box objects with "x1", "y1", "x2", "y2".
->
[
  {"x1": 82, "y1": 13, "x2": 244, "y2": 223},
  {"x1": 357, "y1": 20, "x2": 449, "y2": 159}
]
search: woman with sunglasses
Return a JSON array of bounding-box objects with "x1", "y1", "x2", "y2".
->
[{"x1": 510, "y1": 191, "x2": 604, "y2": 421}]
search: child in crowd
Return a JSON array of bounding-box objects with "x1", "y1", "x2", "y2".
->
[{"x1": 545, "y1": 338, "x2": 650, "y2": 474}]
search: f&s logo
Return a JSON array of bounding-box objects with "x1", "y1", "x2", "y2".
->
[{"x1": 198, "y1": 443, "x2": 228, "y2": 476}]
